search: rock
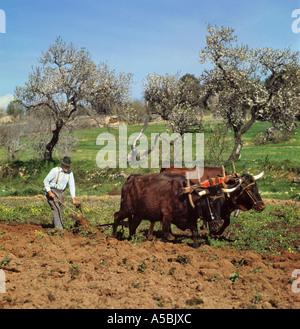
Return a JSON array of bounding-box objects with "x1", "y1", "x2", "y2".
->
[{"x1": 292, "y1": 176, "x2": 300, "y2": 183}]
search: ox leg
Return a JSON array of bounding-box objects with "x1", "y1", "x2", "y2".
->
[
  {"x1": 113, "y1": 210, "x2": 128, "y2": 238},
  {"x1": 161, "y1": 218, "x2": 172, "y2": 243},
  {"x1": 191, "y1": 227, "x2": 199, "y2": 249},
  {"x1": 167, "y1": 226, "x2": 175, "y2": 241},
  {"x1": 148, "y1": 222, "x2": 155, "y2": 240},
  {"x1": 215, "y1": 215, "x2": 230, "y2": 236},
  {"x1": 113, "y1": 211, "x2": 121, "y2": 238},
  {"x1": 200, "y1": 221, "x2": 208, "y2": 235},
  {"x1": 148, "y1": 222, "x2": 174, "y2": 241},
  {"x1": 129, "y1": 216, "x2": 142, "y2": 238}
]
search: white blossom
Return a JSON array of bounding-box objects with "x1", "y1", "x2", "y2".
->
[
  {"x1": 199, "y1": 24, "x2": 299, "y2": 159},
  {"x1": 15, "y1": 37, "x2": 133, "y2": 160}
]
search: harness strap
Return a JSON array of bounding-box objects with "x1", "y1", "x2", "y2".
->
[
  {"x1": 244, "y1": 186, "x2": 259, "y2": 205},
  {"x1": 233, "y1": 181, "x2": 259, "y2": 206},
  {"x1": 56, "y1": 167, "x2": 61, "y2": 185},
  {"x1": 206, "y1": 197, "x2": 215, "y2": 221},
  {"x1": 55, "y1": 167, "x2": 71, "y2": 187}
]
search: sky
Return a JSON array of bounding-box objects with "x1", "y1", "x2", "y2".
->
[{"x1": 0, "y1": 0, "x2": 299, "y2": 109}]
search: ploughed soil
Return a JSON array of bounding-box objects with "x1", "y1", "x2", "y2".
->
[{"x1": 0, "y1": 222, "x2": 299, "y2": 309}]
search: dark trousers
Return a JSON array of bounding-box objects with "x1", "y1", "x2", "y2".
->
[{"x1": 46, "y1": 188, "x2": 65, "y2": 230}]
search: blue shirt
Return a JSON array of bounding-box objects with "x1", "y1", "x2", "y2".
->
[{"x1": 44, "y1": 167, "x2": 76, "y2": 199}]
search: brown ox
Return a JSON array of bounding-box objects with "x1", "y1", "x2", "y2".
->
[
  {"x1": 160, "y1": 165, "x2": 229, "y2": 183},
  {"x1": 112, "y1": 173, "x2": 240, "y2": 248},
  {"x1": 157, "y1": 166, "x2": 265, "y2": 236}
]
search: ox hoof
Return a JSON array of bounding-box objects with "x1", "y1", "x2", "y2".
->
[
  {"x1": 147, "y1": 234, "x2": 154, "y2": 241},
  {"x1": 208, "y1": 220, "x2": 224, "y2": 236},
  {"x1": 166, "y1": 233, "x2": 175, "y2": 241}
]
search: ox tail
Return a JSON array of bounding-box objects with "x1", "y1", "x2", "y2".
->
[
  {"x1": 113, "y1": 206, "x2": 133, "y2": 238},
  {"x1": 112, "y1": 211, "x2": 120, "y2": 238}
]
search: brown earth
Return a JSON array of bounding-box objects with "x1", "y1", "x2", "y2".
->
[{"x1": 0, "y1": 222, "x2": 299, "y2": 309}]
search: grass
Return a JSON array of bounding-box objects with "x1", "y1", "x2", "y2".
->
[
  {"x1": 0, "y1": 120, "x2": 299, "y2": 200},
  {"x1": 0, "y1": 120, "x2": 299, "y2": 256},
  {"x1": 220, "y1": 204, "x2": 300, "y2": 255}
]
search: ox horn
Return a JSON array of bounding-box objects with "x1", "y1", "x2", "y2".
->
[
  {"x1": 253, "y1": 170, "x2": 264, "y2": 181},
  {"x1": 198, "y1": 190, "x2": 209, "y2": 197},
  {"x1": 222, "y1": 179, "x2": 242, "y2": 193}
]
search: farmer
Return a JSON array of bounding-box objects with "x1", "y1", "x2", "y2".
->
[{"x1": 44, "y1": 156, "x2": 78, "y2": 230}]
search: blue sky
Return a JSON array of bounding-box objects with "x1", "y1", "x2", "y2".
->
[{"x1": 0, "y1": 0, "x2": 299, "y2": 107}]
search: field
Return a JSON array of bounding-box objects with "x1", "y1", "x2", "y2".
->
[
  {"x1": 0, "y1": 220, "x2": 299, "y2": 309},
  {"x1": 0, "y1": 120, "x2": 299, "y2": 309}
]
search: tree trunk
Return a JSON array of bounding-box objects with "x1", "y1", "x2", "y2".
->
[
  {"x1": 228, "y1": 107, "x2": 259, "y2": 161},
  {"x1": 44, "y1": 122, "x2": 63, "y2": 162},
  {"x1": 229, "y1": 130, "x2": 243, "y2": 160}
]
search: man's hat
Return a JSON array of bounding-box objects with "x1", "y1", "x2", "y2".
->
[{"x1": 61, "y1": 156, "x2": 72, "y2": 167}]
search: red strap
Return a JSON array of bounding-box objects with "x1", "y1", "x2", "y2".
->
[
  {"x1": 183, "y1": 177, "x2": 228, "y2": 193},
  {"x1": 199, "y1": 176, "x2": 227, "y2": 188}
]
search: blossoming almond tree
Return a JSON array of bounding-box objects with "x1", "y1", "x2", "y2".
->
[
  {"x1": 143, "y1": 73, "x2": 202, "y2": 133},
  {"x1": 199, "y1": 25, "x2": 299, "y2": 160},
  {"x1": 15, "y1": 37, "x2": 133, "y2": 161},
  {"x1": 143, "y1": 72, "x2": 182, "y2": 121}
]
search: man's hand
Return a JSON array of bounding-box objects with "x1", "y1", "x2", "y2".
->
[
  {"x1": 48, "y1": 190, "x2": 55, "y2": 199},
  {"x1": 72, "y1": 198, "x2": 80, "y2": 207}
]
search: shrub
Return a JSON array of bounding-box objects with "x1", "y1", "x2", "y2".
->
[
  {"x1": 205, "y1": 122, "x2": 232, "y2": 166},
  {"x1": 254, "y1": 128, "x2": 294, "y2": 145}
]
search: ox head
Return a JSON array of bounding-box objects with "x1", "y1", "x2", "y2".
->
[
  {"x1": 183, "y1": 180, "x2": 242, "y2": 222},
  {"x1": 226, "y1": 170, "x2": 266, "y2": 212}
]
